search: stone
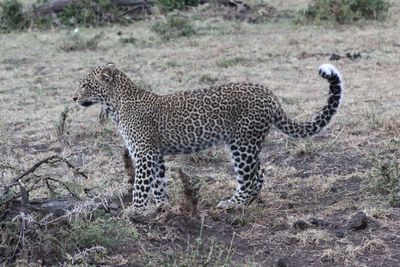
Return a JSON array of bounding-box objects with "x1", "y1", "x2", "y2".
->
[
  {"x1": 292, "y1": 220, "x2": 308, "y2": 231},
  {"x1": 347, "y1": 211, "x2": 368, "y2": 230}
]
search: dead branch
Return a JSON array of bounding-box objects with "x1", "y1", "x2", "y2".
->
[
  {"x1": 1, "y1": 151, "x2": 88, "y2": 202},
  {"x1": 98, "y1": 106, "x2": 110, "y2": 125},
  {"x1": 18, "y1": 180, "x2": 29, "y2": 211},
  {"x1": 44, "y1": 177, "x2": 81, "y2": 200},
  {"x1": 1, "y1": 155, "x2": 62, "y2": 197},
  {"x1": 1, "y1": 178, "x2": 46, "y2": 208},
  {"x1": 123, "y1": 148, "x2": 135, "y2": 203},
  {"x1": 177, "y1": 168, "x2": 201, "y2": 216},
  {"x1": 5, "y1": 192, "x2": 122, "y2": 218},
  {"x1": 64, "y1": 159, "x2": 88, "y2": 179},
  {"x1": 123, "y1": 148, "x2": 135, "y2": 185},
  {"x1": 1, "y1": 175, "x2": 81, "y2": 218},
  {"x1": 27, "y1": 198, "x2": 79, "y2": 213},
  {"x1": 56, "y1": 107, "x2": 70, "y2": 137}
]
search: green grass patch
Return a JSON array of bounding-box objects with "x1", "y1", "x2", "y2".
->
[
  {"x1": 0, "y1": 0, "x2": 142, "y2": 32},
  {"x1": 157, "y1": 230, "x2": 236, "y2": 266},
  {"x1": 297, "y1": 0, "x2": 391, "y2": 24},
  {"x1": 119, "y1": 36, "x2": 138, "y2": 44},
  {"x1": 156, "y1": 0, "x2": 198, "y2": 12},
  {"x1": 166, "y1": 60, "x2": 179, "y2": 67},
  {"x1": 216, "y1": 57, "x2": 247, "y2": 68},
  {"x1": 59, "y1": 31, "x2": 102, "y2": 52},
  {"x1": 152, "y1": 14, "x2": 196, "y2": 40},
  {"x1": 281, "y1": 96, "x2": 300, "y2": 105},
  {"x1": 69, "y1": 217, "x2": 137, "y2": 250},
  {"x1": 0, "y1": 0, "x2": 28, "y2": 31},
  {"x1": 199, "y1": 74, "x2": 218, "y2": 84},
  {"x1": 367, "y1": 158, "x2": 400, "y2": 207},
  {"x1": 367, "y1": 140, "x2": 400, "y2": 207}
]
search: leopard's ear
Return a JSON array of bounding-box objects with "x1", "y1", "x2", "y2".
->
[{"x1": 99, "y1": 63, "x2": 115, "y2": 83}]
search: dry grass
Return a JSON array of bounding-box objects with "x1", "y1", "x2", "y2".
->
[{"x1": 1, "y1": 0, "x2": 400, "y2": 265}]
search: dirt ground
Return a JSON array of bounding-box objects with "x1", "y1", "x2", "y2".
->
[{"x1": 1, "y1": 0, "x2": 400, "y2": 266}]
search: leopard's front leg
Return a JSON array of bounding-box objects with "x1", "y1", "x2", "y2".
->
[{"x1": 131, "y1": 150, "x2": 159, "y2": 214}]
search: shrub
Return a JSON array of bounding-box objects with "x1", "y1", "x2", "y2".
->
[
  {"x1": 32, "y1": 14, "x2": 53, "y2": 30},
  {"x1": 0, "y1": 0, "x2": 28, "y2": 31},
  {"x1": 59, "y1": 0, "x2": 114, "y2": 28},
  {"x1": 152, "y1": 14, "x2": 195, "y2": 40},
  {"x1": 1, "y1": 0, "x2": 147, "y2": 32},
  {"x1": 298, "y1": 0, "x2": 391, "y2": 24},
  {"x1": 157, "y1": 0, "x2": 198, "y2": 12},
  {"x1": 367, "y1": 158, "x2": 400, "y2": 207}
]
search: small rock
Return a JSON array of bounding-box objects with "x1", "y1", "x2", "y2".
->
[
  {"x1": 206, "y1": 176, "x2": 215, "y2": 183},
  {"x1": 329, "y1": 53, "x2": 341, "y2": 60},
  {"x1": 335, "y1": 229, "x2": 345, "y2": 238},
  {"x1": 347, "y1": 211, "x2": 368, "y2": 230},
  {"x1": 346, "y1": 52, "x2": 361, "y2": 60},
  {"x1": 329, "y1": 186, "x2": 338, "y2": 193},
  {"x1": 276, "y1": 257, "x2": 288, "y2": 267},
  {"x1": 279, "y1": 191, "x2": 288, "y2": 199},
  {"x1": 108, "y1": 203, "x2": 119, "y2": 210},
  {"x1": 309, "y1": 217, "x2": 333, "y2": 228},
  {"x1": 292, "y1": 220, "x2": 308, "y2": 230}
]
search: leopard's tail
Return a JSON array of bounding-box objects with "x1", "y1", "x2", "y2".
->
[{"x1": 273, "y1": 64, "x2": 344, "y2": 138}]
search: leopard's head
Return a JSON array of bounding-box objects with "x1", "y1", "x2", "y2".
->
[{"x1": 73, "y1": 63, "x2": 117, "y2": 107}]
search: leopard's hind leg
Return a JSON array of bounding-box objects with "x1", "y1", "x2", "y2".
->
[{"x1": 217, "y1": 128, "x2": 266, "y2": 209}]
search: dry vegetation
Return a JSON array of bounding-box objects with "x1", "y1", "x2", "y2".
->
[{"x1": 1, "y1": 0, "x2": 400, "y2": 265}]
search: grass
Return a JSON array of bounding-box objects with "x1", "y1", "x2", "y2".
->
[
  {"x1": 0, "y1": 209, "x2": 137, "y2": 264},
  {"x1": 119, "y1": 36, "x2": 137, "y2": 44},
  {"x1": 216, "y1": 56, "x2": 248, "y2": 68},
  {"x1": 151, "y1": 14, "x2": 196, "y2": 40},
  {"x1": 59, "y1": 31, "x2": 102, "y2": 52},
  {"x1": 297, "y1": 0, "x2": 391, "y2": 24},
  {"x1": 156, "y1": 0, "x2": 198, "y2": 12},
  {"x1": 69, "y1": 216, "x2": 138, "y2": 250},
  {"x1": 199, "y1": 73, "x2": 218, "y2": 84},
  {"x1": 1, "y1": 0, "x2": 400, "y2": 265},
  {"x1": 320, "y1": 238, "x2": 388, "y2": 264},
  {"x1": 366, "y1": 141, "x2": 400, "y2": 207},
  {"x1": 158, "y1": 221, "x2": 236, "y2": 266},
  {"x1": 0, "y1": 0, "x2": 139, "y2": 31}
]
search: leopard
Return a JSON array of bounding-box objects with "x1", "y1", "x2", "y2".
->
[{"x1": 73, "y1": 62, "x2": 344, "y2": 212}]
